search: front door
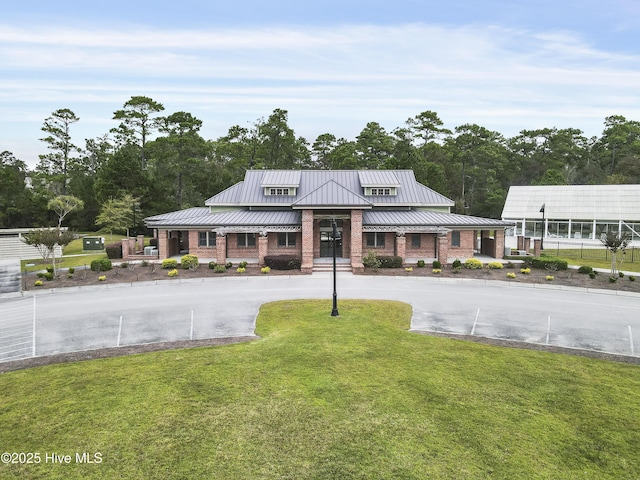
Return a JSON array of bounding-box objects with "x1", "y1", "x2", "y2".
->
[{"x1": 320, "y1": 231, "x2": 343, "y2": 257}]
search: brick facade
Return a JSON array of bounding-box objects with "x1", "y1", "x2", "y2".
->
[{"x1": 405, "y1": 233, "x2": 437, "y2": 259}]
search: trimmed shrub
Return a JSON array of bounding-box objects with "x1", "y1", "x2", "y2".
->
[
  {"x1": 91, "y1": 258, "x2": 112, "y2": 272},
  {"x1": 546, "y1": 275, "x2": 554, "y2": 281},
  {"x1": 506, "y1": 272, "x2": 516, "y2": 279},
  {"x1": 488, "y1": 262, "x2": 504, "y2": 269},
  {"x1": 452, "y1": 259, "x2": 462, "y2": 269},
  {"x1": 609, "y1": 276, "x2": 617, "y2": 283},
  {"x1": 378, "y1": 256, "x2": 403, "y2": 268},
  {"x1": 44, "y1": 272, "x2": 54, "y2": 281},
  {"x1": 619, "y1": 271, "x2": 625, "y2": 278},
  {"x1": 432, "y1": 268, "x2": 442, "y2": 274},
  {"x1": 589, "y1": 272, "x2": 596, "y2": 279},
  {"x1": 239, "y1": 260, "x2": 248, "y2": 268},
  {"x1": 236, "y1": 267, "x2": 246, "y2": 274},
  {"x1": 46, "y1": 266, "x2": 54, "y2": 274},
  {"x1": 162, "y1": 259, "x2": 178, "y2": 269},
  {"x1": 180, "y1": 254, "x2": 199, "y2": 270},
  {"x1": 208, "y1": 261, "x2": 217, "y2": 269},
  {"x1": 432, "y1": 260, "x2": 442, "y2": 269},
  {"x1": 405, "y1": 267, "x2": 413, "y2": 272},
  {"x1": 578, "y1": 265, "x2": 593, "y2": 274},
  {"x1": 464, "y1": 258, "x2": 483, "y2": 269},
  {"x1": 264, "y1": 255, "x2": 301, "y2": 270},
  {"x1": 214, "y1": 265, "x2": 226, "y2": 273},
  {"x1": 67, "y1": 273, "x2": 74, "y2": 279},
  {"x1": 225, "y1": 262, "x2": 233, "y2": 269},
  {"x1": 34, "y1": 280, "x2": 43, "y2": 287},
  {"x1": 362, "y1": 250, "x2": 381, "y2": 270},
  {"x1": 168, "y1": 268, "x2": 179, "y2": 277},
  {"x1": 416, "y1": 260, "x2": 426, "y2": 268},
  {"x1": 261, "y1": 266, "x2": 271, "y2": 274},
  {"x1": 37, "y1": 272, "x2": 46, "y2": 278},
  {"x1": 105, "y1": 242, "x2": 123, "y2": 259},
  {"x1": 629, "y1": 276, "x2": 636, "y2": 282},
  {"x1": 524, "y1": 257, "x2": 568, "y2": 271},
  {"x1": 68, "y1": 267, "x2": 75, "y2": 274},
  {"x1": 520, "y1": 268, "x2": 531, "y2": 274},
  {"x1": 98, "y1": 275, "x2": 107, "y2": 281}
]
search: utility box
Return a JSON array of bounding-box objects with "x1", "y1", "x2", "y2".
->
[{"x1": 83, "y1": 236, "x2": 105, "y2": 251}]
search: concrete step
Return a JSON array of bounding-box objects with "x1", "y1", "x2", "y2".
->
[
  {"x1": 312, "y1": 264, "x2": 352, "y2": 273},
  {"x1": 0, "y1": 260, "x2": 21, "y2": 294}
]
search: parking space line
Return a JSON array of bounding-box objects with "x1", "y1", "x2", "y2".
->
[
  {"x1": 470, "y1": 308, "x2": 480, "y2": 336},
  {"x1": 546, "y1": 316, "x2": 551, "y2": 345},
  {"x1": 117, "y1": 315, "x2": 123, "y2": 347},
  {"x1": 629, "y1": 326, "x2": 635, "y2": 356}
]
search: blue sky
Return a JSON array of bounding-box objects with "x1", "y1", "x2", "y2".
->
[{"x1": 2, "y1": 0, "x2": 640, "y2": 168}]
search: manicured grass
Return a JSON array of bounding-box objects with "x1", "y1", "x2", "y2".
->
[
  {"x1": 1, "y1": 300, "x2": 639, "y2": 479},
  {"x1": 21, "y1": 254, "x2": 108, "y2": 273},
  {"x1": 21, "y1": 231, "x2": 151, "y2": 272},
  {"x1": 541, "y1": 249, "x2": 640, "y2": 273}
]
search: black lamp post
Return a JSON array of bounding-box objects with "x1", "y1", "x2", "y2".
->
[
  {"x1": 331, "y1": 219, "x2": 340, "y2": 317},
  {"x1": 539, "y1": 203, "x2": 546, "y2": 251}
]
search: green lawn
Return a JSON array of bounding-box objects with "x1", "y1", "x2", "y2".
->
[
  {"x1": 1, "y1": 300, "x2": 639, "y2": 479},
  {"x1": 21, "y1": 231, "x2": 150, "y2": 272},
  {"x1": 541, "y1": 248, "x2": 640, "y2": 273}
]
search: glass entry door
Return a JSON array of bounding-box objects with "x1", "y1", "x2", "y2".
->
[{"x1": 320, "y1": 231, "x2": 342, "y2": 257}]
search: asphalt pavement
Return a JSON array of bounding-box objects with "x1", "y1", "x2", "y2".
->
[{"x1": 1, "y1": 273, "x2": 639, "y2": 364}]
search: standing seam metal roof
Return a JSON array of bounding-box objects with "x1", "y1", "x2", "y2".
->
[{"x1": 205, "y1": 170, "x2": 454, "y2": 207}]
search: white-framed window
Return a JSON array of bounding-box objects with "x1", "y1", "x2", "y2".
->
[
  {"x1": 265, "y1": 187, "x2": 295, "y2": 196},
  {"x1": 237, "y1": 233, "x2": 256, "y2": 247},
  {"x1": 370, "y1": 188, "x2": 392, "y2": 195},
  {"x1": 277, "y1": 232, "x2": 297, "y2": 247},
  {"x1": 198, "y1": 231, "x2": 216, "y2": 247},
  {"x1": 366, "y1": 232, "x2": 385, "y2": 248}
]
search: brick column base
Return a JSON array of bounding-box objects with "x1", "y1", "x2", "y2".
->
[
  {"x1": 216, "y1": 235, "x2": 227, "y2": 265},
  {"x1": 437, "y1": 234, "x2": 449, "y2": 264},
  {"x1": 301, "y1": 210, "x2": 314, "y2": 273},
  {"x1": 396, "y1": 234, "x2": 406, "y2": 265},
  {"x1": 258, "y1": 234, "x2": 268, "y2": 265}
]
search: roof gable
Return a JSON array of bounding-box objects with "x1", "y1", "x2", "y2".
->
[{"x1": 292, "y1": 180, "x2": 373, "y2": 208}]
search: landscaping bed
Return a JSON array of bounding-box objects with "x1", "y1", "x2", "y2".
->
[
  {"x1": 22, "y1": 262, "x2": 303, "y2": 290},
  {"x1": 360, "y1": 264, "x2": 640, "y2": 293}
]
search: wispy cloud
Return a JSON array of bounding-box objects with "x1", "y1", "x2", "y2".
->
[{"x1": 2, "y1": 22, "x2": 639, "y2": 165}]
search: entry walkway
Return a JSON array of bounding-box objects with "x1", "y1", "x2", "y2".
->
[{"x1": 1, "y1": 274, "x2": 639, "y2": 365}]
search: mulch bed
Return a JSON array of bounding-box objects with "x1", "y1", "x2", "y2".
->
[
  {"x1": 22, "y1": 263, "x2": 303, "y2": 291},
  {"x1": 360, "y1": 265, "x2": 640, "y2": 293}
]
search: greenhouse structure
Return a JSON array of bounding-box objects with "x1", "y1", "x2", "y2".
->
[{"x1": 501, "y1": 185, "x2": 640, "y2": 243}]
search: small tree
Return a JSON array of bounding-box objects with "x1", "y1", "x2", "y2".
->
[
  {"x1": 48, "y1": 195, "x2": 84, "y2": 228},
  {"x1": 95, "y1": 193, "x2": 140, "y2": 241},
  {"x1": 600, "y1": 231, "x2": 631, "y2": 276},
  {"x1": 22, "y1": 228, "x2": 76, "y2": 276}
]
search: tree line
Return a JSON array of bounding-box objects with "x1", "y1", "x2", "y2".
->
[{"x1": 2, "y1": 95, "x2": 640, "y2": 232}]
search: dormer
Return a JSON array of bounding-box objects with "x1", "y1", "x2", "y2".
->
[
  {"x1": 261, "y1": 170, "x2": 301, "y2": 196},
  {"x1": 358, "y1": 171, "x2": 400, "y2": 196}
]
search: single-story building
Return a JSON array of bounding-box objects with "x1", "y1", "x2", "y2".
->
[
  {"x1": 502, "y1": 185, "x2": 640, "y2": 242},
  {"x1": 145, "y1": 170, "x2": 512, "y2": 272}
]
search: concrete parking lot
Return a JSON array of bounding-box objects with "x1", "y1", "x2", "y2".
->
[{"x1": 1, "y1": 274, "x2": 639, "y2": 364}]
